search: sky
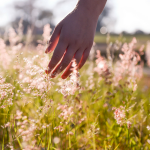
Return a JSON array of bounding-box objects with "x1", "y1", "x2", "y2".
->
[
  {"x1": 0, "y1": 0, "x2": 150, "y2": 33},
  {"x1": 112, "y1": 0, "x2": 150, "y2": 33}
]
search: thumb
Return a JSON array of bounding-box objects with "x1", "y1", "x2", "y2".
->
[{"x1": 45, "y1": 24, "x2": 62, "y2": 54}]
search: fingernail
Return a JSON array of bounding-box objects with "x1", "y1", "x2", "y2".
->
[
  {"x1": 61, "y1": 76, "x2": 66, "y2": 79},
  {"x1": 45, "y1": 42, "x2": 53, "y2": 53},
  {"x1": 45, "y1": 67, "x2": 52, "y2": 74},
  {"x1": 50, "y1": 69, "x2": 61, "y2": 78},
  {"x1": 45, "y1": 70, "x2": 48, "y2": 74},
  {"x1": 50, "y1": 72, "x2": 57, "y2": 78},
  {"x1": 45, "y1": 46, "x2": 49, "y2": 53}
]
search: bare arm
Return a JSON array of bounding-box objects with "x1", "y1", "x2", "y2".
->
[{"x1": 45, "y1": 0, "x2": 107, "y2": 79}]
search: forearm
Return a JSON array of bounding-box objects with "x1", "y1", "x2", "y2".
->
[{"x1": 76, "y1": 0, "x2": 107, "y2": 20}]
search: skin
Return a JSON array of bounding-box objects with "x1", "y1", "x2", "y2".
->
[{"x1": 45, "y1": 0, "x2": 107, "y2": 79}]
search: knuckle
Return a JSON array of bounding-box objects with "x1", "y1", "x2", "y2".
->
[
  {"x1": 60, "y1": 37, "x2": 68, "y2": 44},
  {"x1": 72, "y1": 39, "x2": 81, "y2": 46},
  {"x1": 66, "y1": 52, "x2": 73, "y2": 59},
  {"x1": 73, "y1": 39, "x2": 79, "y2": 45},
  {"x1": 59, "y1": 34, "x2": 69, "y2": 43}
]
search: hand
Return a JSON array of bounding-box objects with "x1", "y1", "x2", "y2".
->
[{"x1": 45, "y1": 8, "x2": 98, "y2": 79}]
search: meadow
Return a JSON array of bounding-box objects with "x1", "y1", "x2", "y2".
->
[{"x1": 0, "y1": 23, "x2": 150, "y2": 150}]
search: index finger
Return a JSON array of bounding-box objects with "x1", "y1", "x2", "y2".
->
[{"x1": 46, "y1": 40, "x2": 68, "y2": 74}]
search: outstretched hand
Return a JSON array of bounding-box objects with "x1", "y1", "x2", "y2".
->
[{"x1": 45, "y1": 8, "x2": 98, "y2": 79}]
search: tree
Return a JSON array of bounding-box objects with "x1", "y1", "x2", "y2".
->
[
  {"x1": 13, "y1": 0, "x2": 53, "y2": 32},
  {"x1": 13, "y1": 0, "x2": 36, "y2": 29}
]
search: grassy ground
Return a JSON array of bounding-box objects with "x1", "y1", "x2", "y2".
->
[{"x1": 94, "y1": 33, "x2": 150, "y2": 44}]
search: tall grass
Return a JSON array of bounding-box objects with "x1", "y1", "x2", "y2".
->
[{"x1": 0, "y1": 22, "x2": 150, "y2": 150}]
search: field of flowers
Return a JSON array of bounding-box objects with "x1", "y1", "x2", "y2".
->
[{"x1": 0, "y1": 22, "x2": 150, "y2": 150}]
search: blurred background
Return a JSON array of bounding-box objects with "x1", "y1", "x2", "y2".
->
[
  {"x1": 0, "y1": 0, "x2": 150, "y2": 32},
  {"x1": 1, "y1": 0, "x2": 150, "y2": 34},
  {"x1": 0, "y1": 0, "x2": 150, "y2": 62}
]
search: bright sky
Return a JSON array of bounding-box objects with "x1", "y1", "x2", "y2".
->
[
  {"x1": 113, "y1": 0, "x2": 150, "y2": 33},
  {"x1": 0, "y1": 0, "x2": 150, "y2": 33}
]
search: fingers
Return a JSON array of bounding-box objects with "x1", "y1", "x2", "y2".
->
[
  {"x1": 78, "y1": 48, "x2": 90, "y2": 69},
  {"x1": 45, "y1": 24, "x2": 62, "y2": 54},
  {"x1": 61, "y1": 49, "x2": 83, "y2": 79},
  {"x1": 46, "y1": 46, "x2": 90, "y2": 78},
  {"x1": 49, "y1": 45, "x2": 77, "y2": 78},
  {"x1": 46, "y1": 40, "x2": 68, "y2": 74}
]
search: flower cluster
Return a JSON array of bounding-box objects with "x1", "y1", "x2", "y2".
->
[
  {"x1": 57, "y1": 59, "x2": 80, "y2": 97},
  {"x1": 113, "y1": 106, "x2": 126, "y2": 126},
  {"x1": 113, "y1": 106, "x2": 131, "y2": 128},
  {"x1": 94, "y1": 38, "x2": 143, "y2": 90},
  {"x1": 15, "y1": 110, "x2": 38, "y2": 150},
  {"x1": 57, "y1": 104, "x2": 74, "y2": 121},
  {"x1": 0, "y1": 75, "x2": 13, "y2": 108}
]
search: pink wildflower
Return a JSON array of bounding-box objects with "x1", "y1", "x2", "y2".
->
[
  {"x1": 57, "y1": 104, "x2": 73, "y2": 120},
  {"x1": 113, "y1": 106, "x2": 126, "y2": 126},
  {"x1": 54, "y1": 125, "x2": 64, "y2": 132},
  {"x1": 127, "y1": 120, "x2": 132, "y2": 129},
  {"x1": 94, "y1": 50, "x2": 108, "y2": 74}
]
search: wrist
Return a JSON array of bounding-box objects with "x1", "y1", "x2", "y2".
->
[{"x1": 76, "y1": 0, "x2": 107, "y2": 20}]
